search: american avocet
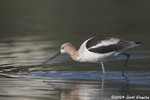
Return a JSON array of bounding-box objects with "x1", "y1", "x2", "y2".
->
[{"x1": 43, "y1": 36, "x2": 141, "y2": 76}]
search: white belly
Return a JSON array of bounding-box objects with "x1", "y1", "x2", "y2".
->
[
  {"x1": 78, "y1": 38, "x2": 120, "y2": 63},
  {"x1": 79, "y1": 48, "x2": 118, "y2": 63}
]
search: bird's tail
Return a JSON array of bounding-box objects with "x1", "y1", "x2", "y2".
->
[
  {"x1": 134, "y1": 41, "x2": 141, "y2": 46},
  {"x1": 126, "y1": 41, "x2": 141, "y2": 49}
]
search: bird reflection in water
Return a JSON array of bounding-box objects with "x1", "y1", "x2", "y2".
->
[{"x1": 47, "y1": 78, "x2": 105, "y2": 100}]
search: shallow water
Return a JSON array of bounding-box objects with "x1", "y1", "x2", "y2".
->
[
  {"x1": 0, "y1": 1, "x2": 150, "y2": 100},
  {"x1": 0, "y1": 35, "x2": 149, "y2": 100}
]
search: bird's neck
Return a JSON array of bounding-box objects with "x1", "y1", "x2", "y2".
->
[{"x1": 68, "y1": 47, "x2": 80, "y2": 61}]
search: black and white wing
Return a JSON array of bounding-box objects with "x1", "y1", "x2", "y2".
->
[{"x1": 86, "y1": 36, "x2": 139, "y2": 54}]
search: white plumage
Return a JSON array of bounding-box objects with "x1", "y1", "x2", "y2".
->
[
  {"x1": 78, "y1": 37, "x2": 120, "y2": 63},
  {"x1": 43, "y1": 36, "x2": 141, "y2": 76},
  {"x1": 88, "y1": 38, "x2": 120, "y2": 49}
]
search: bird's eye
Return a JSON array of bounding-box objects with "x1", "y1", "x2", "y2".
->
[{"x1": 61, "y1": 47, "x2": 64, "y2": 49}]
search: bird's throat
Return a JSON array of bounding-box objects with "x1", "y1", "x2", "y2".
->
[{"x1": 68, "y1": 49, "x2": 79, "y2": 61}]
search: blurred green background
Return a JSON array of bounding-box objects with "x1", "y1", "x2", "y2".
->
[
  {"x1": 0, "y1": 0, "x2": 150, "y2": 49},
  {"x1": 0, "y1": 1, "x2": 149, "y2": 100}
]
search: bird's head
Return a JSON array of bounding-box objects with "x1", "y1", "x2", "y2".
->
[{"x1": 60, "y1": 42, "x2": 73, "y2": 54}]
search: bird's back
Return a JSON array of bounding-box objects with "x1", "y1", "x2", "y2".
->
[
  {"x1": 85, "y1": 36, "x2": 140, "y2": 54},
  {"x1": 78, "y1": 36, "x2": 141, "y2": 62}
]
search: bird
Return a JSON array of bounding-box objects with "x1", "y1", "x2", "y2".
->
[{"x1": 43, "y1": 36, "x2": 141, "y2": 76}]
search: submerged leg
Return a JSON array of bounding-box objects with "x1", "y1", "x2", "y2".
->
[
  {"x1": 121, "y1": 53, "x2": 130, "y2": 76},
  {"x1": 100, "y1": 62, "x2": 105, "y2": 75}
]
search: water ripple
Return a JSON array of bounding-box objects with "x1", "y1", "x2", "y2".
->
[{"x1": 23, "y1": 71, "x2": 150, "y2": 85}]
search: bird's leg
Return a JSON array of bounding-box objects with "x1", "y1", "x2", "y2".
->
[
  {"x1": 100, "y1": 62, "x2": 105, "y2": 75},
  {"x1": 121, "y1": 53, "x2": 130, "y2": 76}
]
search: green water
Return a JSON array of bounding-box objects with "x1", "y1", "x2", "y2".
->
[{"x1": 0, "y1": 1, "x2": 150, "y2": 100}]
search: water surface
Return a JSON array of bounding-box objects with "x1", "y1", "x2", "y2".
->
[{"x1": 0, "y1": 1, "x2": 150, "y2": 100}]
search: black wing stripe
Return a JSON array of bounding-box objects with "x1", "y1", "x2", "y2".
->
[
  {"x1": 88, "y1": 40, "x2": 131, "y2": 53},
  {"x1": 86, "y1": 36, "x2": 109, "y2": 49}
]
